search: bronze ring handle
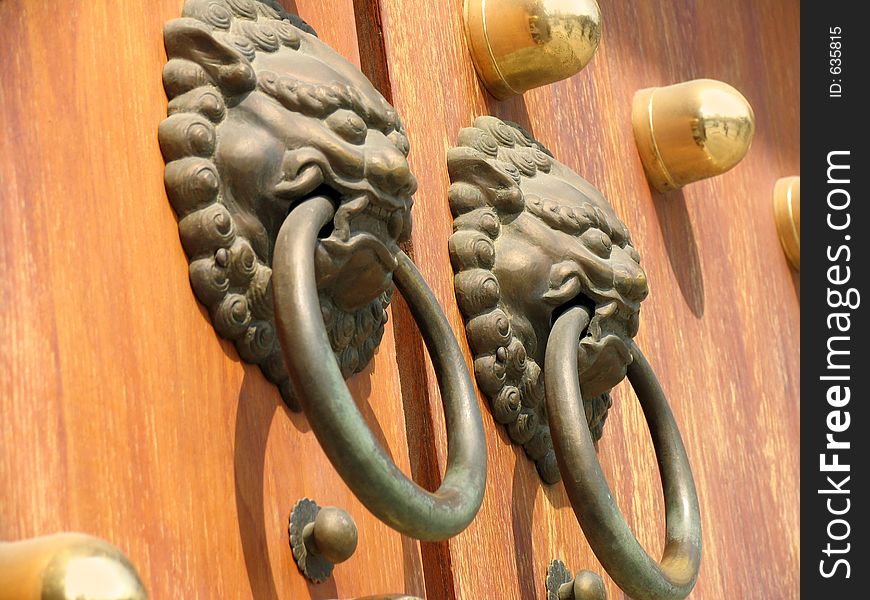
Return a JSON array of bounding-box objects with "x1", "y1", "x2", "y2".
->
[
  {"x1": 272, "y1": 196, "x2": 487, "y2": 542},
  {"x1": 545, "y1": 306, "x2": 702, "y2": 600}
]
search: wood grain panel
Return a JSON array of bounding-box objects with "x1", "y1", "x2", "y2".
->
[
  {"x1": 370, "y1": 0, "x2": 801, "y2": 598},
  {"x1": 0, "y1": 1, "x2": 425, "y2": 598}
]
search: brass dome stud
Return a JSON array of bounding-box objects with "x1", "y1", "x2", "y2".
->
[
  {"x1": 631, "y1": 79, "x2": 756, "y2": 192},
  {"x1": 0, "y1": 533, "x2": 147, "y2": 600},
  {"x1": 464, "y1": 0, "x2": 602, "y2": 99},
  {"x1": 773, "y1": 176, "x2": 800, "y2": 270}
]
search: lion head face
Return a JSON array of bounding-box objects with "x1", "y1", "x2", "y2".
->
[
  {"x1": 160, "y1": 0, "x2": 414, "y2": 405},
  {"x1": 449, "y1": 117, "x2": 648, "y2": 483}
]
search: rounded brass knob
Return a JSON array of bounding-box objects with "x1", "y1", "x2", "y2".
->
[
  {"x1": 773, "y1": 176, "x2": 800, "y2": 270},
  {"x1": 464, "y1": 0, "x2": 602, "y2": 99},
  {"x1": 305, "y1": 506, "x2": 359, "y2": 564},
  {"x1": 561, "y1": 570, "x2": 607, "y2": 600},
  {"x1": 631, "y1": 79, "x2": 756, "y2": 192},
  {"x1": 290, "y1": 498, "x2": 359, "y2": 583},
  {"x1": 547, "y1": 561, "x2": 607, "y2": 600}
]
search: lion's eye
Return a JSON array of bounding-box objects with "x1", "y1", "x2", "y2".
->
[
  {"x1": 326, "y1": 110, "x2": 368, "y2": 145},
  {"x1": 580, "y1": 229, "x2": 613, "y2": 258}
]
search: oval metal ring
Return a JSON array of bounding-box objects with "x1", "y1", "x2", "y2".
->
[
  {"x1": 272, "y1": 196, "x2": 487, "y2": 541},
  {"x1": 545, "y1": 306, "x2": 702, "y2": 600}
]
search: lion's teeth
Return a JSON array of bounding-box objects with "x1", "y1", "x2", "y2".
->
[
  {"x1": 388, "y1": 210, "x2": 404, "y2": 239},
  {"x1": 345, "y1": 195, "x2": 369, "y2": 214},
  {"x1": 595, "y1": 301, "x2": 618, "y2": 319},
  {"x1": 367, "y1": 205, "x2": 394, "y2": 219}
]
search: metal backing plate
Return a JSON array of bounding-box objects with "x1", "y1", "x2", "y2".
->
[{"x1": 288, "y1": 498, "x2": 333, "y2": 583}]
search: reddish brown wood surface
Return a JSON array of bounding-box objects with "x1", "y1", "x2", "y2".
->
[
  {"x1": 0, "y1": 1, "x2": 426, "y2": 598},
  {"x1": 368, "y1": 0, "x2": 801, "y2": 598},
  {"x1": 1, "y1": 0, "x2": 800, "y2": 599}
]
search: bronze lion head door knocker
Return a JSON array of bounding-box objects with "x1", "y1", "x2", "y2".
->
[
  {"x1": 449, "y1": 117, "x2": 702, "y2": 600},
  {"x1": 158, "y1": 0, "x2": 487, "y2": 576}
]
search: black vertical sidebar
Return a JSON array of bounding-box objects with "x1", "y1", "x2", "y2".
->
[{"x1": 802, "y1": 2, "x2": 869, "y2": 595}]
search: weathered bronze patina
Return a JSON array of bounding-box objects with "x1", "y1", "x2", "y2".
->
[
  {"x1": 273, "y1": 198, "x2": 486, "y2": 541},
  {"x1": 160, "y1": 0, "x2": 413, "y2": 408},
  {"x1": 449, "y1": 117, "x2": 700, "y2": 599},
  {"x1": 546, "y1": 307, "x2": 700, "y2": 600},
  {"x1": 160, "y1": 0, "x2": 486, "y2": 542},
  {"x1": 448, "y1": 116, "x2": 648, "y2": 483}
]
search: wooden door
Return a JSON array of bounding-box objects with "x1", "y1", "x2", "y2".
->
[
  {"x1": 348, "y1": 0, "x2": 800, "y2": 597},
  {"x1": 0, "y1": 1, "x2": 425, "y2": 598},
  {"x1": 1, "y1": 1, "x2": 800, "y2": 599}
]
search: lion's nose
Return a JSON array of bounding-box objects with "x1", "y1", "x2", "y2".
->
[
  {"x1": 614, "y1": 266, "x2": 649, "y2": 302},
  {"x1": 365, "y1": 141, "x2": 417, "y2": 198}
]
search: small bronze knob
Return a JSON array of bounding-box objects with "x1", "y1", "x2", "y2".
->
[
  {"x1": 773, "y1": 176, "x2": 800, "y2": 270},
  {"x1": 631, "y1": 79, "x2": 755, "y2": 192},
  {"x1": 464, "y1": 0, "x2": 602, "y2": 99},
  {"x1": 303, "y1": 506, "x2": 359, "y2": 564},
  {"x1": 560, "y1": 570, "x2": 607, "y2": 600},
  {"x1": 547, "y1": 560, "x2": 607, "y2": 600},
  {"x1": 290, "y1": 498, "x2": 359, "y2": 583}
]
